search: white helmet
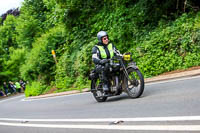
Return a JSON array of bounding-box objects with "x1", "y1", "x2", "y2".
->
[{"x1": 97, "y1": 31, "x2": 108, "y2": 43}]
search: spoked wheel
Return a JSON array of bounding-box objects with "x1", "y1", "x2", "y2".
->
[
  {"x1": 124, "y1": 68, "x2": 144, "y2": 98},
  {"x1": 91, "y1": 79, "x2": 107, "y2": 102}
]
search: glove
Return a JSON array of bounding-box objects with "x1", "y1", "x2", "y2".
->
[{"x1": 100, "y1": 59, "x2": 109, "y2": 65}]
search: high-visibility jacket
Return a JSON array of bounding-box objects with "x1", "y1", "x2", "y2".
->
[
  {"x1": 15, "y1": 82, "x2": 21, "y2": 89},
  {"x1": 95, "y1": 43, "x2": 114, "y2": 59}
]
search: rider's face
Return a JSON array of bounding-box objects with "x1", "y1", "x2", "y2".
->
[{"x1": 102, "y1": 36, "x2": 109, "y2": 45}]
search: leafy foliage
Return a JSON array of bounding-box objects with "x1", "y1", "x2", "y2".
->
[
  {"x1": 0, "y1": 8, "x2": 20, "y2": 24},
  {"x1": 20, "y1": 25, "x2": 66, "y2": 83},
  {"x1": 25, "y1": 81, "x2": 46, "y2": 97},
  {"x1": 132, "y1": 13, "x2": 200, "y2": 77},
  {"x1": 0, "y1": 0, "x2": 200, "y2": 96},
  {"x1": 4, "y1": 48, "x2": 26, "y2": 81},
  {"x1": 0, "y1": 15, "x2": 17, "y2": 54}
]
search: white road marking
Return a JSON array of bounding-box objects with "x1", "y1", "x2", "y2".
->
[
  {"x1": 1, "y1": 116, "x2": 200, "y2": 131},
  {"x1": 1, "y1": 116, "x2": 200, "y2": 122},
  {"x1": 0, "y1": 95, "x2": 24, "y2": 103},
  {"x1": 0, "y1": 122, "x2": 200, "y2": 131}
]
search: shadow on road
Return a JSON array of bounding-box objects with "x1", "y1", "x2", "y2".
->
[
  {"x1": 105, "y1": 88, "x2": 149, "y2": 102},
  {"x1": 106, "y1": 93, "x2": 146, "y2": 102}
]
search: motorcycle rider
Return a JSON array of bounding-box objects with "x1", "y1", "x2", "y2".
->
[{"x1": 92, "y1": 31, "x2": 121, "y2": 92}]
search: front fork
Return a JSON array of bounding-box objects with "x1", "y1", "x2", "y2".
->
[{"x1": 120, "y1": 60, "x2": 134, "y2": 84}]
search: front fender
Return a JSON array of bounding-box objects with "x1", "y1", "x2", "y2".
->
[{"x1": 126, "y1": 62, "x2": 138, "y2": 70}]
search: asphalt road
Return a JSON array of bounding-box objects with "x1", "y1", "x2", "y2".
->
[{"x1": 0, "y1": 76, "x2": 200, "y2": 133}]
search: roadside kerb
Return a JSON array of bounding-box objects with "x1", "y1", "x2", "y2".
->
[
  {"x1": 145, "y1": 69, "x2": 200, "y2": 83},
  {"x1": 27, "y1": 89, "x2": 90, "y2": 99},
  {"x1": 27, "y1": 69, "x2": 200, "y2": 99}
]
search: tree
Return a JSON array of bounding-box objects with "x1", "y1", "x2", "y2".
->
[
  {"x1": 0, "y1": 8, "x2": 20, "y2": 24},
  {"x1": 0, "y1": 15, "x2": 17, "y2": 57}
]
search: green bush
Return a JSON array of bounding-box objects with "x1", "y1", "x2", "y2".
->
[
  {"x1": 4, "y1": 48, "x2": 26, "y2": 81},
  {"x1": 131, "y1": 13, "x2": 200, "y2": 77},
  {"x1": 21, "y1": 25, "x2": 66, "y2": 82},
  {"x1": 25, "y1": 81, "x2": 46, "y2": 97}
]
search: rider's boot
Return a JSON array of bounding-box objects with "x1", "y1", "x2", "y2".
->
[{"x1": 101, "y1": 70, "x2": 109, "y2": 93}]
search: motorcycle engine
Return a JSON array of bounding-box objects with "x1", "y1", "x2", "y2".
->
[{"x1": 110, "y1": 76, "x2": 119, "y2": 92}]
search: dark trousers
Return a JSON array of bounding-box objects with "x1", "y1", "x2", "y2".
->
[
  {"x1": 4, "y1": 88, "x2": 8, "y2": 95},
  {"x1": 95, "y1": 64, "x2": 110, "y2": 84}
]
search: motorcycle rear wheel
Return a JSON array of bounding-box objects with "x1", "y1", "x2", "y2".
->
[
  {"x1": 91, "y1": 79, "x2": 107, "y2": 102},
  {"x1": 124, "y1": 68, "x2": 144, "y2": 98}
]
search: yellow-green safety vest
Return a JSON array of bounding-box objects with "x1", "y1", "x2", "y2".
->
[{"x1": 96, "y1": 43, "x2": 114, "y2": 59}]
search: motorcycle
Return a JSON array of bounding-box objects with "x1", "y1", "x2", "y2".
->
[{"x1": 90, "y1": 53, "x2": 144, "y2": 102}]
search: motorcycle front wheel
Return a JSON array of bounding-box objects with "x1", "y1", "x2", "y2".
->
[
  {"x1": 91, "y1": 79, "x2": 107, "y2": 102},
  {"x1": 124, "y1": 68, "x2": 144, "y2": 98}
]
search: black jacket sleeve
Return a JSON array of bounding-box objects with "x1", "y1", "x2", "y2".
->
[{"x1": 92, "y1": 46, "x2": 101, "y2": 65}]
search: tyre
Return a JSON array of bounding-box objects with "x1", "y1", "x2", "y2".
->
[
  {"x1": 91, "y1": 79, "x2": 107, "y2": 102},
  {"x1": 124, "y1": 68, "x2": 144, "y2": 98}
]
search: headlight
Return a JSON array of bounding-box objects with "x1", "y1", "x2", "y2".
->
[{"x1": 123, "y1": 54, "x2": 131, "y2": 61}]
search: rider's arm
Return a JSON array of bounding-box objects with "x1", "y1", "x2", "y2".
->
[{"x1": 92, "y1": 46, "x2": 101, "y2": 65}]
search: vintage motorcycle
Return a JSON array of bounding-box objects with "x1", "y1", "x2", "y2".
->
[{"x1": 90, "y1": 53, "x2": 144, "y2": 102}]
